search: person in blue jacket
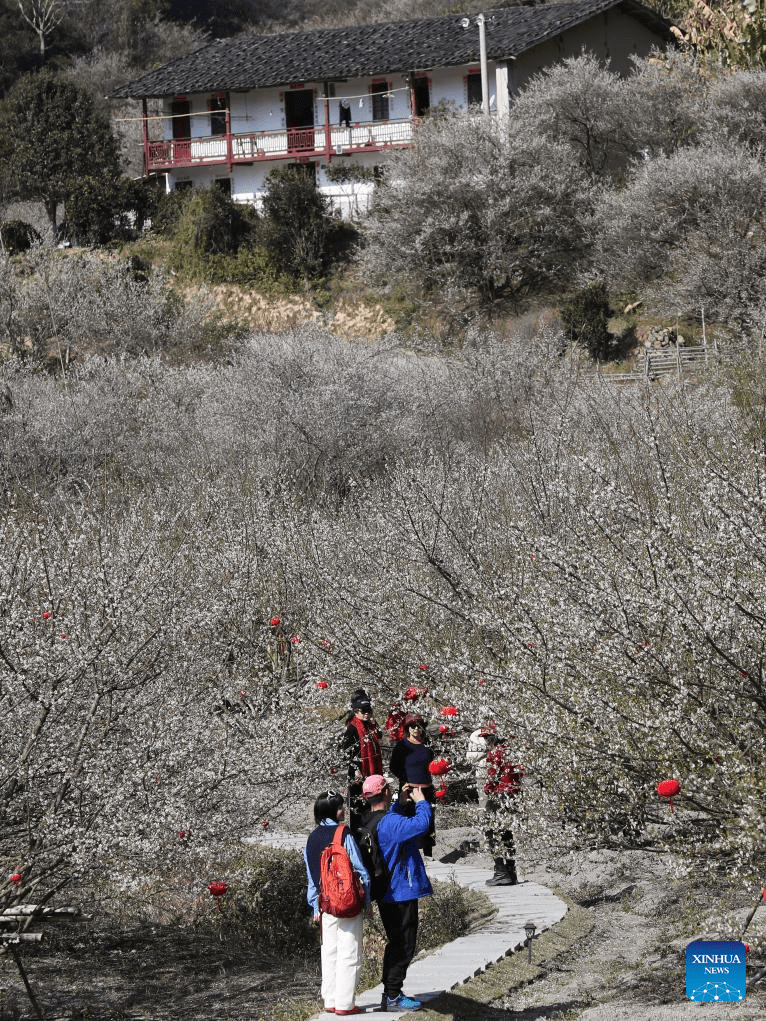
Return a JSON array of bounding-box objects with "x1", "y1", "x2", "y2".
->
[{"x1": 365, "y1": 777, "x2": 433, "y2": 1012}]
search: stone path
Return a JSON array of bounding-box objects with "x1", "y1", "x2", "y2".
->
[{"x1": 248, "y1": 830, "x2": 568, "y2": 1019}]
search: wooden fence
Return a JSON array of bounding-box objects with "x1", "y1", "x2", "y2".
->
[{"x1": 593, "y1": 342, "x2": 716, "y2": 384}]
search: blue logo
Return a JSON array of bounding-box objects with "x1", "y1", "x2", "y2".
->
[{"x1": 686, "y1": 940, "x2": 746, "y2": 1001}]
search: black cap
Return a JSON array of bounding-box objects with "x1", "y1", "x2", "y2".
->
[{"x1": 350, "y1": 688, "x2": 372, "y2": 711}]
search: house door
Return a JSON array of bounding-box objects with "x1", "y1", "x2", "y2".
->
[
  {"x1": 285, "y1": 89, "x2": 315, "y2": 153},
  {"x1": 413, "y1": 76, "x2": 430, "y2": 117},
  {"x1": 171, "y1": 98, "x2": 191, "y2": 139}
]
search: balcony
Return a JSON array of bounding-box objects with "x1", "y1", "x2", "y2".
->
[{"x1": 145, "y1": 118, "x2": 415, "y2": 173}]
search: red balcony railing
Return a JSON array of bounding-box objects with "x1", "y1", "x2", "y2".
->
[{"x1": 144, "y1": 119, "x2": 415, "y2": 173}]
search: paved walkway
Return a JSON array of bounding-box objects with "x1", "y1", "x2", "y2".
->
[{"x1": 248, "y1": 830, "x2": 568, "y2": 1019}]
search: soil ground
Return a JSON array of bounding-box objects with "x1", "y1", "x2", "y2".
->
[{"x1": 2, "y1": 815, "x2": 764, "y2": 1021}]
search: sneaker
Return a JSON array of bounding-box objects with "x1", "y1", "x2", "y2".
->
[{"x1": 384, "y1": 993, "x2": 421, "y2": 1011}]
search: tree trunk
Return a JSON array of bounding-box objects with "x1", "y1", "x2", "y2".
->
[{"x1": 44, "y1": 197, "x2": 57, "y2": 230}]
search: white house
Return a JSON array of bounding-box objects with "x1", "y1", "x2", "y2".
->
[{"x1": 113, "y1": 0, "x2": 671, "y2": 217}]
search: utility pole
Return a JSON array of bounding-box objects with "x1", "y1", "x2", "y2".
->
[{"x1": 462, "y1": 13, "x2": 490, "y2": 115}]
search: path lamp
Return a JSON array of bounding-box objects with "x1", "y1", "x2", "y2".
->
[
  {"x1": 524, "y1": 920, "x2": 537, "y2": 964},
  {"x1": 461, "y1": 14, "x2": 489, "y2": 116}
]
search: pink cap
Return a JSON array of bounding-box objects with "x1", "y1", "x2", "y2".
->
[{"x1": 361, "y1": 774, "x2": 389, "y2": 799}]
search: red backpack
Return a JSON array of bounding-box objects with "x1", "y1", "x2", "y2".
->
[{"x1": 318, "y1": 825, "x2": 366, "y2": 918}]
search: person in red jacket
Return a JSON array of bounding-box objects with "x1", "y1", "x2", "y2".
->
[
  {"x1": 341, "y1": 688, "x2": 383, "y2": 826},
  {"x1": 483, "y1": 733, "x2": 524, "y2": 886}
]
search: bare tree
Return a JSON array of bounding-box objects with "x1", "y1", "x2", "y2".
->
[{"x1": 17, "y1": 0, "x2": 65, "y2": 62}]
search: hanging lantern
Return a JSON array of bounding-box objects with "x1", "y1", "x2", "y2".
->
[
  {"x1": 418, "y1": 664, "x2": 428, "y2": 672},
  {"x1": 438, "y1": 724, "x2": 451, "y2": 735},
  {"x1": 386, "y1": 711, "x2": 405, "y2": 741},
  {"x1": 440, "y1": 706, "x2": 458, "y2": 717},
  {"x1": 315, "y1": 680, "x2": 328, "y2": 689},
  {"x1": 403, "y1": 686, "x2": 419, "y2": 701},
  {"x1": 208, "y1": 881, "x2": 228, "y2": 911},
  {"x1": 262, "y1": 819, "x2": 270, "y2": 829},
  {"x1": 656, "y1": 778, "x2": 681, "y2": 812},
  {"x1": 428, "y1": 758, "x2": 451, "y2": 777},
  {"x1": 270, "y1": 617, "x2": 281, "y2": 627},
  {"x1": 435, "y1": 782, "x2": 447, "y2": 800},
  {"x1": 9, "y1": 873, "x2": 22, "y2": 885}
]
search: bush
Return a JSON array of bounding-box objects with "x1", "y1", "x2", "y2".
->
[
  {"x1": 63, "y1": 174, "x2": 148, "y2": 246},
  {"x1": 592, "y1": 143, "x2": 766, "y2": 331},
  {"x1": 363, "y1": 112, "x2": 592, "y2": 304},
  {"x1": 207, "y1": 846, "x2": 315, "y2": 952},
  {"x1": 262, "y1": 167, "x2": 345, "y2": 280},
  {"x1": 151, "y1": 187, "x2": 195, "y2": 237},
  {"x1": 0, "y1": 218, "x2": 41, "y2": 254},
  {"x1": 559, "y1": 281, "x2": 612, "y2": 361},
  {"x1": 168, "y1": 188, "x2": 260, "y2": 278}
]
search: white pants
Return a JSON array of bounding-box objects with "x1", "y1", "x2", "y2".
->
[{"x1": 320, "y1": 911, "x2": 364, "y2": 1012}]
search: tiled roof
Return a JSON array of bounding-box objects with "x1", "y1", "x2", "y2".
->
[{"x1": 112, "y1": 0, "x2": 670, "y2": 99}]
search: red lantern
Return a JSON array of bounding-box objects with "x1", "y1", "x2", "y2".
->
[
  {"x1": 418, "y1": 664, "x2": 428, "y2": 671},
  {"x1": 428, "y1": 758, "x2": 451, "y2": 777},
  {"x1": 440, "y1": 706, "x2": 458, "y2": 717},
  {"x1": 435, "y1": 783, "x2": 447, "y2": 800},
  {"x1": 270, "y1": 617, "x2": 281, "y2": 627},
  {"x1": 315, "y1": 680, "x2": 328, "y2": 689},
  {"x1": 9, "y1": 873, "x2": 21, "y2": 884},
  {"x1": 291, "y1": 635, "x2": 301, "y2": 645},
  {"x1": 386, "y1": 711, "x2": 405, "y2": 741},
  {"x1": 178, "y1": 831, "x2": 187, "y2": 840},
  {"x1": 403, "y1": 686, "x2": 419, "y2": 701},
  {"x1": 438, "y1": 724, "x2": 451, "y2": 735},
  {"x1": 208, "y1": 880, "x2": 228, "y2": 911},
  {"x1": 656, "y1": 779, "x2": 681, "y2": 812},
  {"x1": 41, "y1": 610, "x2": 51, "y2": 620},
  {"x1": 262, "y1": 819, "x2": 270, "y2": 829}
]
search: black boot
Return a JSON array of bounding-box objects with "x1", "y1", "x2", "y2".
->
[{"x1": 485, "y1": 858, "x2": 518, "y2": 886}]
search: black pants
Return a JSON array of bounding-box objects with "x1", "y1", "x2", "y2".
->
[
  {"x1": 378, "y1": 898, "x2": 419, "y2": 999},
  {"x1": 485, "y1": 796, "x2": 516, "y2": 867}
]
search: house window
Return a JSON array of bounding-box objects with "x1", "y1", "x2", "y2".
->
[
  {"x1": 209, "y1": 94, "x2": 227, "y2": 136},
  {"x1": 175, "y1": 180, "x2": 193, "y2": 191},
  {"x1": 290, "y1": 162, "x2": 317, "y2": 185},
  {"x1": 466, "y1": 72, "x2": 483, "y2": 108},
  {"x1": 371, "y1": 81, "x2": 389, "y2": 122},
  {"x1": 171, "y1": 98, "x2": 191, "y2": 140},
  {"x1": 214, "y1": 177, "x2": 231, "y2": 195}
]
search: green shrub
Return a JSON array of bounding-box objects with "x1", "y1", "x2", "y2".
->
[
  {"x1": 151, "y1": 187, "x2": 195, "y2": 237},
  {"x1": 559, "y1": 280, "x2": 612, "y2": 360},
  {"x1": 63, "y1": 175, "x2": 136, "y2": 246},
  {"x1": 262, "y1": 167, "x2": 349, "y2": 280},
  {"x1": 0, "y1": 219, "x2": 41, "y2": 254},
  {"x1": 201, "y1": 846, "x2": 315, "y2": 953},
  {"x1": 168, "y1": 188, "x2": 260, "y2": 279},
  {"x1": 200, "y1": 245, "x2": 289, "y2": 288}
]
